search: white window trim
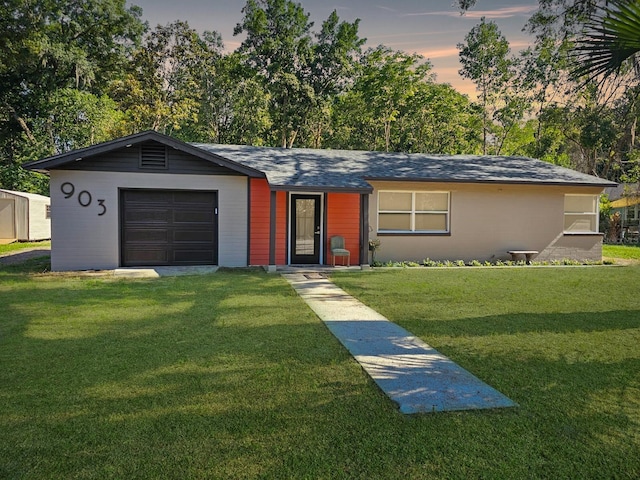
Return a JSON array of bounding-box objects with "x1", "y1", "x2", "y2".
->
[
  {"x1": 377, "y1": 190, "x2": 450, "y2": 234},
  {"x1": 564, "y1": 194, "x2": 599, "y2": 234},
  {"x1": 287, "y1": 192, "x2": 324, "y2": 265}
]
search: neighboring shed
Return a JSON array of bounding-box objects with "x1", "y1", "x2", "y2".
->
[{"x1": 0, "y1": 189, "x2": 51, "y2": 242}]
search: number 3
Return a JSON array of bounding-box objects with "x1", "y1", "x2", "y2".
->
[{"x1": 97, "y1": 199, "x2": 106, "y2": 216}]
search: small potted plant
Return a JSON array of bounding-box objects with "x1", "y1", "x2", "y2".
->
[{"x1": 368, "y1": 239, "x2": 381, "y2": 264}]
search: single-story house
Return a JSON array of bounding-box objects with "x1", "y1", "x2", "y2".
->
[
  {"x1": 23, "y1": 130, "x2": 616, "y2": 271},
  {"x1": 0, "y1": 189, "x2": 51, "y2": 242}
]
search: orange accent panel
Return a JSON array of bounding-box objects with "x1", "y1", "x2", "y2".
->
[
  {"x1": 249, "y1": 179, "x2": 271, "y2": 265},
  {"x1": 275, "y1": 192, "x2": 287, "y2": 265},
  {"x1": 326, "y1": 193, "x2": 361, "y2": 265}
]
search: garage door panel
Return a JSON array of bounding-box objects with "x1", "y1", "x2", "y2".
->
[
  {"x1": 173, "y1": 249, "x2": 216, "y2": 263},
  {"x1": 125, "y1": 208, "x2": 171, "y2": 223},
  {"x1": 173, "y1": 210, "x2": 214, "y2": 223},
  {"x1": 173, "y1": 230, "x2": 214, "y2": 243},
  {"x1": 124, "y1": 191, "x2": 171, "y2": 204},
  {"x1": 124, "y1": 229, "x2": 169, "y2": 243},
  {"x1": 124, "y1": 248, "x2": 169, "y2": 264},
  {"x1": 121, "y1": 190, "x2": 217, "y2": 266},
  {"x1": 174, "y1": 191, "x2": 216, "y2": 204}
]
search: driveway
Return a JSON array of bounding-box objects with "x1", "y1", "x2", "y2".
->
[{"x1": 0, "y1": 248, "x2": 51, "y2": 266}]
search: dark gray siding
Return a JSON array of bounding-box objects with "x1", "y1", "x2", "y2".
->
[{"x1": 57, "y1": 141, "x2": 244, "y2": 176}]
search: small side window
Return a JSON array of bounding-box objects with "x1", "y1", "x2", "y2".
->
[{"x1": 564, "y1": 194, "x2": 598, "y2": 233}]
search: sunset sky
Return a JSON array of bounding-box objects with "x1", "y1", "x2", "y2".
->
[{"x1": 128, "y1": 1, "x2": 539, "y2": 97}]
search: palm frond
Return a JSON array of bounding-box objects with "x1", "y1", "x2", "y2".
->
[{"x1": 572, "y1": 0, "x2": 640, "y2": 82}]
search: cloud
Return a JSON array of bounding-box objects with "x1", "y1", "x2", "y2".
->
[
  {"x1": 403, "y1": 5, "x2": 537, "y2": 19},
  {"x1": 417, "y1": 47, "x2": 461, "y2": 59},
  {"x1": 417, "y1": 40, "x2": 532, "y2": 61},
  {"x1": 368, "y1": 30, "x2": 469, "y2": 40}
]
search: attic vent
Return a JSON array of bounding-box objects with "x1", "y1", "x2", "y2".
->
[{"x1": 139, "y1": 144, "x2": 168, "y2": 169}]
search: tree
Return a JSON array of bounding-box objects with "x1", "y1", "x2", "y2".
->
[
  {"x1": 303, "y1": 10, "x2": 364, "y2": 148},
  {"x1": 234, "y1": 0, "x2": 362, "y2": 148},
  {"x1": 0, "y1": 0, "x2": 144, "y2": 191},
  {"x1": 327, "y1": 47, "x2": 482, "y2": 154},
  {"x1": 458, "y1": 17, "x2": 513, "y2": 154},
  {"x1": 357, "y1": 46, "x2": 433, "y2": 151},
  {"x1": 110, "y1": 21, "x2": 223, "y2": 137},
  {"x1": 193, "y1": 51, "x2": 272, "y2": 145},
  {"x1": 398, "y1": 82, "x2": 482, "y2": 154},
  {"x1": 31, "y1": 88, "x2": 124, "y2": 154},
  {"x1": 234, "y1": 0, "x2": 314, "y2": 147}
]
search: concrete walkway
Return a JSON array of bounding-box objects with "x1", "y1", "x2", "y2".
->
[
  {"x1": 114, "y1": 266, "x2": 219, "y2": 278},
  {"x1": 283, "y1": 272, "x2": 517, "y2": 414}
]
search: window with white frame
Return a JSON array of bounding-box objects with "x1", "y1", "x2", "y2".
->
[
  {"x1": 378, "y1": 191, "x2": 450, "y2": 233},
  {"x1": 626, "y1": 204, "x2": 638, "y2": 221},
  {"x1": 564, "y1": 194, "x2": 599, "y2": 233}
]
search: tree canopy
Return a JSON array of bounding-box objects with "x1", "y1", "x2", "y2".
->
[{"x1": 2, "y1": 0, "x2": 640, "y2": 194}]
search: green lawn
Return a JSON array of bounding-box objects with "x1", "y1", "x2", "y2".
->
[
  {"x1": 0, "y1": 240, "x2": 50, "y2": 255},
  {"x1": 603, "y1": 243, "x2": 640, "y2": 260},
  {"x1": 1, "y1": 262, "x2": 639, "y2": 479}
]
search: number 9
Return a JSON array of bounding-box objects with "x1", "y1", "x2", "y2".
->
[{"x1": 61, "y1": 182, "x2": 75, "y2": 199}]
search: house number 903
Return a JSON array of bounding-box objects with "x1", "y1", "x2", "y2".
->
[{"x1": 60, "y1": 182, "x2": 106, "y2": 216}]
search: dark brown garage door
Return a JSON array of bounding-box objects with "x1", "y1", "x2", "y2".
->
[{"x1": 121, "y1": 190, "x2": 218, "y2": 266}]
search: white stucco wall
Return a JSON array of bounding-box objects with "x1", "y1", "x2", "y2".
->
[
  {"x1": 49, "y1": 171, "x2": 248, "y2": 271},
  {"x1": 369, "y1": 181, "x2": 605, "y2": 263}
]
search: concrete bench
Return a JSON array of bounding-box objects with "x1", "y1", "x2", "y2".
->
[{"x1": 507, "y1": 250, "x2": 539, "y2": 265}]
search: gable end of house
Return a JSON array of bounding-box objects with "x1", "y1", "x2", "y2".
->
[{"x1": 54, "y1": 140, "x2": 247, "y2": 177}]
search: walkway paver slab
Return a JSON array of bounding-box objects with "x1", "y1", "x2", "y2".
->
[{"x1": 283, "y1": 273, "x2": 517, "y2": 414}]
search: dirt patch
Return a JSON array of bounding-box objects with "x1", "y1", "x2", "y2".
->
[{"x1": 603, "y1": 256, "x2": 640, "y2": 266}]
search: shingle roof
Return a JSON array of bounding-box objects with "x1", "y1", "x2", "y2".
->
[
  {"x1": 192, "y1": 143, "x2": 617, "y2": 192},
  {"x1": 22, "y1": 130, "x2": 616, "y2": 191},
  {"x1": 605, "y1": 182, "x2": 640, "y2": 201}
]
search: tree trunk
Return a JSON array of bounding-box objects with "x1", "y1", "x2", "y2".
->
[{"x1": 5, "y1": 103, "x2": 36, "y2": 143}]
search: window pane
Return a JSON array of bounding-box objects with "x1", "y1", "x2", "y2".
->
[
  {"x1": 415, "y1": 213, "x2": 447, "y2": 231},
  {"x1": 379, "y1": 213, "x2": 411, "y2": 230},
  {"x1": 627, "y1": 208, "x2": 634, "y2": 221},
  {"x1": 564, "y1": 215, "x2": 597, "y2": 232},
  {"x1": 379, "y1": 192, "x2": 412, "y2": 211},
  {"x1": 295, "y1": 199, "x2": 315, "y2": 255},
  {"x1": 564, "y1": 195, "x2": 596, "y2": 214},
  {"x1": 415, "y1": 192, "x2": 448, "y2": 211}
]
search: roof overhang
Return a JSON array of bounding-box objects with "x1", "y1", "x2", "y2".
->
[
  {"x1": 364, "y1": 176, "x2": 617, "y2": 188},
  {"x1": 611, "y1": 196, "x2": 640, "y2": 208},
  {"x1": 22, "y1": 131, "x2": 266, "y2": 178},
  {"x1": 270, "y1": 184, "x2": 372, "y2": 194}
]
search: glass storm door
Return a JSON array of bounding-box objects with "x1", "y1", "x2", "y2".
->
[{"x1": 291, "y1": 194, "x2": 321, "y2": 264}]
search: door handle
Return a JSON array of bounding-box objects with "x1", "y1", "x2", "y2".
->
[{"x1": 314, "y1": 230, "x2": 320, "y2": 235}]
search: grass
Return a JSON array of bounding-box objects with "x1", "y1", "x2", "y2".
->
[
  {"x1": 1, "y1": 262, "x2": 639, "y2": 479},
  {"x1": 331, "y1": 266, "x2": 640, "y2": 479},
  {"x1": 603, "y1": 243, "x2": 640, "y2": 260},
  {"x1": 0, "y1": 240, "x2": 50, "y2": 255}
]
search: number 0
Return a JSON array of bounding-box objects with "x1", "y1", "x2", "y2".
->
[{"x1": 78, "y1": 190, "x2": 92, "y2": 207}]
